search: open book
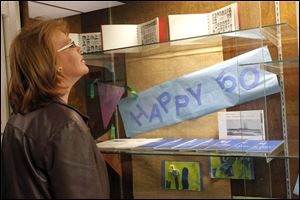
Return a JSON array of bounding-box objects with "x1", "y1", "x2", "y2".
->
[
  {"x1": 69, "y1": 32, "x2": 102, "y2": 54},
  {"x1": 168, "y1": 3, "x2": 239, "y2": 40},
  {"x1": 101, "y1": 17, "x2": 166, "y2": 51}
]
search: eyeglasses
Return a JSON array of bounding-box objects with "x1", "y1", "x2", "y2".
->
[{"x1": 57, "y1": 41, "x2": 77, "y2": 52}]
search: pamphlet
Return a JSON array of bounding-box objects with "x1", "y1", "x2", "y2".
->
[
  {"x1": 226, "y1": 140, "x2": 263, "y2": 152},
  {"x1": 101, "y1": 17, "x2": 165, "y2": 50},
  {"x1": 171, "y1": 139, "x2": 208, "y2": 150},
  {"x1": 168, "y1": 3, "x2": 239, "y2": 40},
  {"x1": 204, "y1": 139, "x2": 242, "y2": 151},
  {"x1": 218, "y1": 110, "x2": 265, "y2": 140},
  {"x1": 154, "y1": 138, "x2": 192, "y2": 150},
  {"x1": 246, "y1": 140, "x2": 284, "y2": 153},
  {"x1": 69, "y1": 32, "x2": 102, "y2": 54},
  {"x1": 232, "y1": 196, "x2": 276, "y2": 199},
  {"x1": 136, "y1": 138, "x2": 174, "y2": 149},
  {"x1": 96, "y1": 138, "x2": 162, "y2": 150}
]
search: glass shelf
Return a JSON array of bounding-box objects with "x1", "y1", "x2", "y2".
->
[
  {"x1": 99, "y1": 149, "x2": 298, "y2": 160},
  {"x1": 97, "y1": 139, "x2": 299, "y2": 160},
  {"x1": 241, "y1": 58, "x2": 299, "y2": 76},
  {"x1": 83, "y1": 23, "x2": 298, "y2": 58}
]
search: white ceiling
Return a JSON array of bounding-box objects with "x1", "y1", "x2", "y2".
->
[{"x1": 28, "y1": 1, "x2": 124, "y2": 19}]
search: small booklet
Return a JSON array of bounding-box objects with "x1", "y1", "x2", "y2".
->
[
  {"x1": 69, "y1": 32, "x2": 102, "y2": 54},
  {"x1": 232, "y1": 196, "x2": 277, "y2": 199},
  {"x1": 218, "y1": 110, "x2": 265, "y2": 141},
  {"x1": 190, "y1": 139, "x2": 220, "y2": 150},
  {"x1": 101, "y1": 17, "x2": 166, "y2": 50},
  {"x1": 96, "y1": 138, "x2": 162, "y2": 150},
  {"x1": 135, "y1": 138, "x2": 177, "y2": 150},
  {"x1": 154, "y1": 139, "x2": 192, "y2": 150},
  {"x1": 246, "y1": 140, "x2": 284, "y2": 153},
  {"x1": 168, "y1": 2, "x2": 239, "y2": 40},
  {"x1": 204, "y1": 139, "x2": 242, "y2": 151},
  {"x1": 226, "y1": 140, "x2": 263, "y2": 152},
  {"x1": 171, "y1": 139, "x2": 208, "y2": 150}
]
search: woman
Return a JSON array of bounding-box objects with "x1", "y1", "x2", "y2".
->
[{"x1": 1, "y1": 18, "x2": 110, "y2": 198}]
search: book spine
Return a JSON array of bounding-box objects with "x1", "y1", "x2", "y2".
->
[
  {"x1": 207, "y1": 14, "x2": 211, "y2": 34},
  {"x1": 158, "y1": 17, "x2": 167, "y2": 42},
  {"x1": 137, "y1": 25, "x2": 142, "y2": 45},
  {"x1": 236, "y1": 2, "x2": 240, "y2": 30}
]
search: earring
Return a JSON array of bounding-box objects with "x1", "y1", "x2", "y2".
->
[{"x1": 57, "y1": 66, "x2": 63, "y2": 72}]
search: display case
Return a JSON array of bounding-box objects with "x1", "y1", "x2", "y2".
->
[{"x1": 68, "y1": 2, "x2": 299, "y2": 199}]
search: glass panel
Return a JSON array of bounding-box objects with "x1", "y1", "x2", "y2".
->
[{"x1": 77, "y1": 2, "x2": 299, "y2": 199}]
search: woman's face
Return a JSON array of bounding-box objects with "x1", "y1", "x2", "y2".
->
[{"x1": 52, "y1": 30, "x2": 89, "y2": 86}]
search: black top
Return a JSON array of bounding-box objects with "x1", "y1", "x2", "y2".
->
[{"x1": 1, "y1": 101, "x2": 110, "y2": 199}]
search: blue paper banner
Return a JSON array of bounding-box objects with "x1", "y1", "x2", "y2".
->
[{"x1": 119, "y1": 47, "x2": 281, "y2": 137}]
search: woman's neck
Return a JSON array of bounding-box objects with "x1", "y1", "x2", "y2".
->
[
  {"x1": 59, "y1": 87, "x2": 71, "y2": 104},
  {"x1": 60, "y1": 93, "x2": 69, "y2": 104},
  {"x1": 59, "y1": 79, "x2": 74, "y2": 104}
]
